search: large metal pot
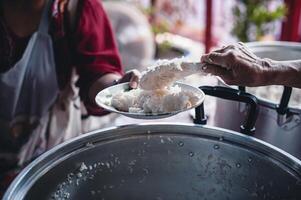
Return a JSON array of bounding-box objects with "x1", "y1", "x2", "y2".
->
[
  {"x1": 199, "y1": 41, "x2": 301, "y2": 159},
  {"x1": 4, "y1": 123, "x2": 301, "y2": 199}
]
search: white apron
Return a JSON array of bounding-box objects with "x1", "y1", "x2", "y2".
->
[{"x1": 0, "y1": 0, "x2": 82, "y2": 172}]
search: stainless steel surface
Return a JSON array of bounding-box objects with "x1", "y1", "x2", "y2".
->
[
  {"x1": 95, "y1": 82, "x2": 205, "y2": 119},
  {"x1": 4, "y1": 123, "x2": 301, "y2": 199},
  {"x1": 246, "y1": 41, "x2": 301, "y2": 61},
  {"x1": 214, "y1": 41, "x2": 301, "y2": 158}
]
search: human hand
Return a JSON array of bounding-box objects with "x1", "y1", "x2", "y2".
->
[
  {"x1": 117, "y1": 69, "x2": 141, "y2": 88},
  {"x1": 201, "y1": 42, "x2": 275, "y2": 86}
]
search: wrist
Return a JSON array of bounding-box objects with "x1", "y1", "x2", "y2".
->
[
  {"x1": 258, "y1": 58, "x2": 278, "y2": 85},
  {"x1": 261, "y1": 58, "x2": 300, "y2": 87}
]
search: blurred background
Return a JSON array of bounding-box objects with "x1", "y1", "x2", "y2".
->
[
  {"x1": 86, "y1": 0, "x2": 301, "y2": 133},
  {"x1": 102, "y1": 0, "x2": 296, "y2": 70}
]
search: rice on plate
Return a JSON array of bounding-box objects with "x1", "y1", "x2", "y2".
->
[
  {"x1": 110, "y1": 58, "x2": 202, "y2": 114},
  {"x1": 97, "y1": 58, "x2": 204, "y2": 116},
  {"x1": 110, "y1": 85, "x2": 201, "y2": 114}
]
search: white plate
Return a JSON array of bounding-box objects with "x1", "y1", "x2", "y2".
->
[{"x1": 95, "y1": 82, "x2": 205, "y2": 119}]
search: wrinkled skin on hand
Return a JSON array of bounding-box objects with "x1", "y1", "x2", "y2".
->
[{"x1": 201, "y1": 42, "x2": 273, "y2": 86}]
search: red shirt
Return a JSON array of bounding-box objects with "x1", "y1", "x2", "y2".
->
[{"x1": 0, "y1": 0, "x2": 123, "y2": 115}]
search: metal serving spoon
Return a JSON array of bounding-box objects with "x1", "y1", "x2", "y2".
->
[{"x1": 139, "y1": 59, "x2": 205, "y2": 90}]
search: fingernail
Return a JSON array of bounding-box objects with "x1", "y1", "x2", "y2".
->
[
  {"x1": 130, "y1": 82, "x2": 138, "y2": 88},
  {"x1": 208, "y1": 57, "x2": 213, "y2": 63}
]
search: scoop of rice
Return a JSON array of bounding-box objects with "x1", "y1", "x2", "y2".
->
[
  {"x1": 110, "y1": 85, "x2": 200, "y2": 113},
  {"x1": 139, "y1": 58, "x2": 184, "y2": 90}
]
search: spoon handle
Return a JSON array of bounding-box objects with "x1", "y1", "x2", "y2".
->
[{"x1": 181, "y1": 62, "x2": 207, "y2": 74}]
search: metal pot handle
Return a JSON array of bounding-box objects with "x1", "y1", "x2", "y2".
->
[
  {"x1": 194, "y1": 86, "x2": 259, "y2": 135},
  {"x1": 276, "y1": 86, "x2": 292, "y2": 115},
  {"x1": 239, "y1": 86, "x2": 292, "y2": 115}
]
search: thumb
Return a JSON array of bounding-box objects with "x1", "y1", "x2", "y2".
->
[{"x1": 129, "y1": 74, "x2": 140, "y2": 89}]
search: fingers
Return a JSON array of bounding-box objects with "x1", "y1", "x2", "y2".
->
[
  {"x1": 128, "y1": 69, "x2": 140, "y2": 88},
  {"x1": 236, "y1": 42, "x2": 258, "y2": 60},
  {"x1": 201, "y1": 52, "x2": 229, "y2": 68},
  {"x1": 210, "y1": 44, "x2": 236, "y2": 54}
]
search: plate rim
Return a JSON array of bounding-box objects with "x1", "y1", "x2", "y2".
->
[{"x1": 95, "y1": 82, "x2": 205, "y2": 119}]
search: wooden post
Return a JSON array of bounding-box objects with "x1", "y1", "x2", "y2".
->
[
  {"x1": 205, "y1": 0, "x2": 213, "y2": 53},
  {"x1": 281, "y1": 0, "x2": 301, "y2": 41}
]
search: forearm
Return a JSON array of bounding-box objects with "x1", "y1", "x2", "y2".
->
[
  {"x1": 88, "y1": 73, "x2": 122, "y2": 103},
  {"x1": 263, "y1": 59, "x2": 301, "y2": 88}
]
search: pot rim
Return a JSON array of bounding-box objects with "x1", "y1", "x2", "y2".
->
[{"x1": 4, "y1": 123, "x2": 301, "y2": 200}]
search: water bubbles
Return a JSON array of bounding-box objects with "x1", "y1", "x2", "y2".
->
[
  {"x1": 219, "y1": 136, "x2": 224, "y2": 141},
  {"x1": 143, "y1": 168, "x2": 149, "y2": 174},
  {"x1": 139, "y1": 176, "x2": 146, "y2": 183},
  {"x1": 63, "y1": 193, "x2": 70, "y2": 199},
  {"x1": 85, "y1": 142, "x2": 94, "y2": 148},
  {"x1": 114, "y1": 157, "x2": 121, "y2": 165},
  {"x1": 105, "y1": 162, "x2": 110, "y2": 168},
  {"x1": 67, "y1": 173, "x2": 74, "y2": 179},
  {"x1": 189, "y1": 152, "x2": 195, "y2": 157},
  {"x1": 178, "y1": 141, "x2": 184, "y2": 147},
  {"x1": 76, "y1": 172, "x2": 83, "y2": 178},
  {"x1": 236, "y1": 163, "x2": 241, "y2": 168},
  {"x1": 248, "y1": 157, "x2": 252, "y2": 163},
  {"x1": 79, "y1": 162, "x2": 88, "y2": 171},
  {"x1": 128, "y1": 166, "x2": 134, "y2": 173},
  {"x1": 269, "y1": 181, "x2": 273, "y2": 187},
  {"x1": 53, "y1": 158, "x2": 130, "y2": 199},
  {"x1": 147, "y1": 130, "x2": 151, "y2": 134},
  {"x1": 260, "y1": 185, "x2": 265, "y2": 191},
  {"x1": 129, "y1": 160, "x2": 137, "y2": 166},
  {"x1": 213, "y1": 144, "x2": 219, "y2": 149}
]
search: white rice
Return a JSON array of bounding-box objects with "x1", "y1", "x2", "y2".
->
[
  {"x1": 139, "y1": 58, "x2": 185, "y2": 90},
  {"x1": 110, "y1": 85, "x2": 200, "y2": 114}
]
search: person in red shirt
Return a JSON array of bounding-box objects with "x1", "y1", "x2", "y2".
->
[{"x1": 0, "y1": 0, "x2": 139, "y2": 194}]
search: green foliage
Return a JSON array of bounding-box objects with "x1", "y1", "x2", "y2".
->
[
  {"x1": 232, "y1": 0, "x2": 287, "y2": 42},
  {"x1": 157, "y1": 40, "x2": 172, "y2": 54},
  {"x1": 151, "y1": 20, "x2": 170, "y2": 35}
]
